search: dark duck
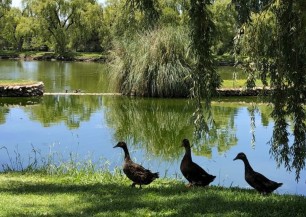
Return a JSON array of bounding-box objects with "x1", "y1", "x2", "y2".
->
[
  {"x1": 180, "y1": 139, "x2": 216, "y2": 187},
  {"x1": 233, "y1": 152, "x2": 283, "y2": 194},
  {"x1": 114, "y1": 141, "x2": 159, "y2": 188}
]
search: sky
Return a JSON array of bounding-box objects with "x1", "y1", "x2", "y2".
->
[{"x1": 11, "y1": 0, "x2": 106, "y2": 8}]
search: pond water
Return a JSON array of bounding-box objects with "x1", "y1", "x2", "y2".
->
[
  {"x1": 0, "y1": 60, "x2": 305, "y2": 196},
  {"x1": 0, "y1": 60, "x2": 111, "y2": 93}
]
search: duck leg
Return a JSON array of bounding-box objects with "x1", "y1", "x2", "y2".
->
[
  {"x1": 186, "y1": 183, "x2": 193, "y2": 188},
  {"x1": 131, "y1": 183, "x2": 137, "y2": 188}
]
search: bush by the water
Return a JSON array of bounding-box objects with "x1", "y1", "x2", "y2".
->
[{"x1": 110, "y1": 26, "x2": 194, "y2": 97}]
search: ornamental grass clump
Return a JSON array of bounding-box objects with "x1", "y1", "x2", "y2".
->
[{"x1": 110, "y1": 26, "x2": 194, "y2": 97}]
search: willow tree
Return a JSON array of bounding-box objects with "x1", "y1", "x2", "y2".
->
[
  {"x1": 109, "y1": 0, "x2": 221, "y2": 138},
  {"x1": 188, "y1": 0, "x2": 221, "y2": 138},
  {"x1": 0, "y1": 0, "x2": 11, "y2": 20},
  {"x1": 233, "y1": 0, "x2": 306, "y2": 180},
  {"x1": 124, "y1": 0, "x2": 160, "y2": 30},
  {"x1": 0, "y1": 0, "x2": 11, "y2": 48},
  {"x1": 23, "y1": 0, "x2": 101, "y2": 56},
  {"x1": 0, "y1": 8, "x2": 24, "y2": 51}
]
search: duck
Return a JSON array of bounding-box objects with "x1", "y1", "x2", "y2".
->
[
  {"x1": 113, "y1": 141, "x2": 159, "y2": 188},
  {"x1": 233, "y1": 152, "x2": 283, "y2": 194},
  {"x1": 180, "y1": 139, "x2": 216, "y2": 187}
]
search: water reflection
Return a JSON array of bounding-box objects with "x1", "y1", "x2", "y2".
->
[
  {"x1": 0, "y1": 95, "x2": 305, "y2": 195},
  {"x1": 23, "y1": 95, "x2": 103, "y2": 128},
  {"x1": 1, "y1": 95, "x2": 274, "y2": 162},
  {"x1": 103, "y1": 97, "x2": 243, "y2": 160},
  {"x1": 0, "y1": 60, "x2": 111, "y2": 93}
]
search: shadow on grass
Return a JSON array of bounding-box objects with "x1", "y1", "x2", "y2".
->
[{"x1": 1, "y1": 178, "x2": 306, "y2": 217}]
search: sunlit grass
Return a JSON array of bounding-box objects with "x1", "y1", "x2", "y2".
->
[
  {"x1": 0, "y1": 80, "x2": 38, "y2": 86},
  {"x1": 0, "y1": 51, "x2": 104, "y2": 59},
  {"x1": 0, "y1": 171, "x2": 305, "y2": 217},
  {"x1": 0, "y1": 145, "x2": 305, "y2": 216},
  {"x1": 221, "y1": 79, "x2": 266, "y2": 88}
]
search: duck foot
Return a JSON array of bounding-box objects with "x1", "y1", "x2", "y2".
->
[
  {"x1": 131, "y1": 183, "x2": 142, "y2": 189},
  {"x1": 186, "y1": 183, "x2": 194, "y2": 188}
]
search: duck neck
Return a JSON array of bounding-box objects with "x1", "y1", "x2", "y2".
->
[
  {"x1": 242, "y1": 157, "x2": 253, "y2": 172},
  {"x1": 184, "y1": 146, "x2": 192, "y2": 160},
  {"x1": 122, "y1": 146, "x2": 131, "y2": 160}
]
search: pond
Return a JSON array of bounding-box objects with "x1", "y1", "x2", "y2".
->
[{"x1": 0, "y1": 60, "x2": 305, "y2": 196}]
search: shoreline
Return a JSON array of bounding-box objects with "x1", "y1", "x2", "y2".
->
[
  {"x1": 0, "y1": 82, "x2": 44, "y2": 97},
  {"x1": 0, "y1": 52, "x2": 107, "y2": 62},
  {"x1": 0, "y1": 81, "x2": 271, "y2": 97}
]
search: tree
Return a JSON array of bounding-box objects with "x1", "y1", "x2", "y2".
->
[
  {"x1": 0, "y1": 0, "x2": 11, "y2": 48},
  {"x1": 0, "y1": 0, "x2": 11, "y2": 20},
  {"x1": 188, "y1": 0, "x2": 221, "y2": 138},
  {"x1": 0, "y1": 8, "x2": 24, "y2": 51},
  {"x1": 24, "y1": 0, "x2": 100, "y2": 55},
  {"x1": 233, "y1": 0, "x2": 306, "y2": 180},
  {"x1": 209, "y1": 0, "x2": 237, "y2": 55},
  {"x1": 124, "y1": 0, "x2": 160, "y2": 30},
  {"x1": 158, "y1": 0, "x2": 181, "y2": 26},
  {"x1": 70, "y1": 1, "x2": 108, "y2": 52}
]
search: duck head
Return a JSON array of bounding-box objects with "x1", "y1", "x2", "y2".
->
[
  {"x1": 181, "y1": 139, "x2": 191, "y2": 148},
  {"x1": 233, "y1": 152, "x2": 247, "y2": 161},
  {"x1": 113, "y1": 141, "x2": 127, "y2": 149}
]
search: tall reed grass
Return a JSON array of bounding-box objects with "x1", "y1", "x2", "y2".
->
[{"x1": 110, "y1": 26, "x2": 194, "y2": 97}]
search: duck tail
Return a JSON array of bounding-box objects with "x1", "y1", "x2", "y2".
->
[
  {"x1": 153, "y1": 172, "x2": 159, "y2": 179},
  {"x1": 211, "y1": 175, "x2": 216, "y2": 181}
]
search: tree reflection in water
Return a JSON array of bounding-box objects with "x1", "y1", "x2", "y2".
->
[
  {"x1": 103, "y1": 97, "x2": 243, "y2": 161},
  {"x1": 1, "y1": 95, "x2": 302, "y2": 181}
]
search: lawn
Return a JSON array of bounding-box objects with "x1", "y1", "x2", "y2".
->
[
  {"x1": 0, "y1": 172, "x2": 305, "y2": 217},
  {"x1": 221, "y1": 79, "x2": 265, "y2": 89},
  {"x1": 0, "y1": 80, "x2": 38, "y2": 86}
]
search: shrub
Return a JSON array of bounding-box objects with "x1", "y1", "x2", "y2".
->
[{"x1": 109, "y1": 26, "x2": 194, "y2": 97}]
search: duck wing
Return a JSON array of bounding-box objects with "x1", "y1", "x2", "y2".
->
[
  {"x1": 185, "y1": 161, "x2": 215, "y2": 185},
  {"x1": 246, "y1": 170, "x2": 282, "y2": 193},
  {"x1": 123, "y1": 161, "x2": 158, "y2": 184}
]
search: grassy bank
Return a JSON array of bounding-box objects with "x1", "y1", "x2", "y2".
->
[
  {"x1": 0, "y1": 171, "x2": 305, "y2": 217},
  {"x1": 0, "y1": 79, "x2": 264, "y2": 89},
  {"x1": 0, "y1": 51, "x2": 105, "y2": 62},
  {"x1": 0, "y1": 80, "x2": 38, "y2": 86}
]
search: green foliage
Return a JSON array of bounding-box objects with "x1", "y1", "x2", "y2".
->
[
  {"x1": 159, "y1": 2, "x2": 181, "y2": 26},
  {"x1": 0, "y1": 8, "x2": 24, "y2": 50},
  {"x1": 210, "y1": 0, "x2": 237, "y2": 55},
  {"x1": 188, "y1": 0, "x2": 222, "y2": 138},
  {"x1": 124, "y1": 0, "x2": 160, "y2": 29},
  {"x1": 20, "y1": 0, "x2": 108, "y2": 55},
  {"x1": 0, "y1": 0, "x2": 11, "y2": 19},
  {"x1": 231, "y1": 0, "x2": 272, "y2": 25},
  {"x1": 110, "y1": 26, "x2": 193, "y2": 97},
  {"x1": 70, "y1": 1, "x2": 107, "y2": 52},
  {"x1": 234, "y1": 0, "x2": 306, "y2": 180}
]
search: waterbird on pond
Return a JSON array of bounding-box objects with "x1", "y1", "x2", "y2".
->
[
  {"x1": 233, "y1": 152, "x2": 283, "y2": 194},
  {"x1": 180, "y1": 139, "x2": 216, "y2": 187},
  {"x1": 113, "y1": 141, "x2": 159, "y2": 188}
]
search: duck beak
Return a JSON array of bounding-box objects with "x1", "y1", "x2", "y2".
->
[
  {"x1": 113, "y1": 144, "x2": 119, "y2": 148},
  {"x1": 233, "y1": 156, "x2": 238, "y2": 161}
]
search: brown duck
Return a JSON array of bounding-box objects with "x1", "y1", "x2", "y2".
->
[
  {"x1": 234, "y1": 152, "x2": 283, "y2": 194},
  {"x1": 180, "y1": 139, "x2": 216, "y2": 187},
  {"x1": 114, "y1": 141, "x2": 159, "y2": 188}
]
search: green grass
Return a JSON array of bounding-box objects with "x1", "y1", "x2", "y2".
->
[
  {"x1": 0, "y1": 171, "x2": 305, "y2": 217},
  {"x1": 0, "y1": 51, "x2": 104, "y2": 60},
  {"x1": 221, "y1": 79, "x2": 265, "y2": 89},
  {"x1": 0, "y1": 80, "x2": 38, "y2": 86}
]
